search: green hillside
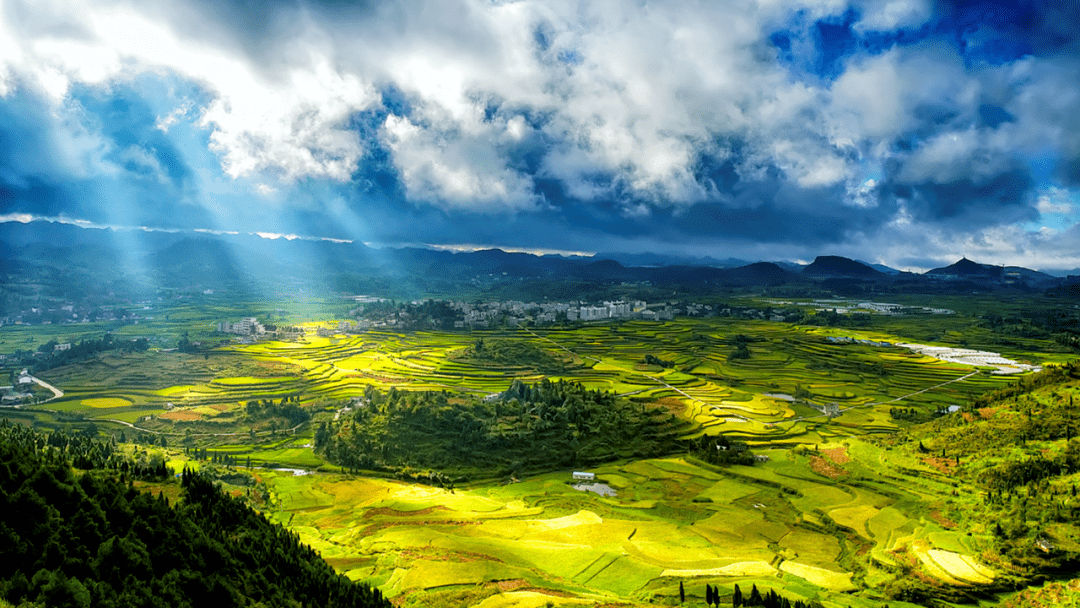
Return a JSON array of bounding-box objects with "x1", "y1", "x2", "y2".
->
[{"x1": 0, "y1": 422, "x2": 390, "y2": 608}]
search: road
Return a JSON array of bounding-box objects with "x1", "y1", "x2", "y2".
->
[
  {"x1": 783, "y1": 369, "x2": 980, "y2": 425},
  {"x1": 100, "y1": 417, "x2": 308, "y2": 438},
  {"x1": 27, "y1": 375, "x2": 64, "y2": 402}
]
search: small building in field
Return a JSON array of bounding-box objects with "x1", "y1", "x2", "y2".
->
[{"x1": 572, "y1": 471, "x2": 595, "y2": 481}]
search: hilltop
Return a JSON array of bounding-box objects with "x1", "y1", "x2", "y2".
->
[{"x1": 802, "y1": 255, "x2": 885, "y2": 279}]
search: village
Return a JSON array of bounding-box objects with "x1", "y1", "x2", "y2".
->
[{"x1": 214, "y1": 298, "x2": 765, "y2": 341}]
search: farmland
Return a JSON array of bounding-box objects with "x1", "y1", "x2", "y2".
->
[
  {"x1": 2, "y1": 301, "x2": 1079, "y2": 606},
  {"x1": 13, "y1": 316, "x2": 1029, "y2": 448},
  {"x1": 261, "y1": 437, "x2": 1012, "y2": 607}
]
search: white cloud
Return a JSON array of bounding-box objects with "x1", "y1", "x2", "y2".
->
[
  {"x1": 0, "y1": 0, "x2": 969, "y2": 211},
  {"x1": 382, "y1": 111, "x2": 542, "y2": 210},
  {"x1": 254, "y1": 183, "x2": 278, "y2": 197},
  {"x1": 898, "y1": 129, "x2": 1012, "y2": 185},
  {"x1": 852, "y1": 0, "x2": 932, "y2": 33},
  {"x1": 846, "y1": 178, "x2": 878, "y2": 208},
  {"x1": 0, "y1": 0, "x2": 377, "y2": 183},
  {"x1": 1035, "y1": 186, "x2": 1073, "y2": 214},
  {"x1": 829, "y1": 44, "x2": 975, "y2": 142},
  {"x1": 116, "y1": 145, "x2": 169, "y2": 183}
]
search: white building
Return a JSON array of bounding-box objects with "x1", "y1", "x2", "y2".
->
[{"x1": 572, "y1": 471, "x2": 596, "y2": 481}]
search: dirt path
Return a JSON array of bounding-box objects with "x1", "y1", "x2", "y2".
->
[
  {"x1": 97, "y1": 418, "x2": 307, "y2": 438},
  {"x1": 28, "y1": 375, "x2": 64, "y2": 402},
  {"x1": 786, "y1": 370, "x2": 980, "y2": 424}
]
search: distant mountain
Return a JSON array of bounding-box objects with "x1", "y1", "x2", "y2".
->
[
  {"x1": 926, "y1": 258, "x2": 1003, "y2": 281},
  {"x1": 594, "y1": 251, "x2": 749, "y2": 268},
  {"x1": 862, "y1": 261, "x2": 901, "y2": 275},
  {"x1": 1, "y1": 218, "x2": 1071, "y2": 302},
  {"x1": 1003, "y1": 266, "x2": 1059, "y2": 288},
  {"x1": 770, "y1": 261, "x2": 806, "y2": 273},
  {"x1": 1041, "y1": 267, "x2": 1080, "y2": 278},
  {"x1": 802, "y1": 256, "x2": 884, "y2": 279},
  {"x1": 726, "y1": 262, "x2": 794, "y2": 284}
]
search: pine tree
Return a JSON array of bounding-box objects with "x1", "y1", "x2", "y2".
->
[
  {"x1": 750, "y1": 583, "x2": 761, "y2": 606},
  {"x1": 733, "y1": 583, "x2": 742, "y2": 607},
  {"x1": 679, "y1": 580, "x2": 685, "y2": 604},
  {"x1": 705, "y1": 583, "x2": 713, "y2": 606}
]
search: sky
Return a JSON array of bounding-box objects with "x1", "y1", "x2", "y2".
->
[{"x1": 2, "y1": 0, "x2": 1080, "y2": 272}]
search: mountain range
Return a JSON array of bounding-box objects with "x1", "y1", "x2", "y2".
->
[{"x1": 1, "y1": 221, "x2": 1077, "y2": 303}]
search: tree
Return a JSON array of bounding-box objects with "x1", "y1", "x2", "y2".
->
[
  {"x1": 749, "y1": 584, "x2": 761, "y2": 606},
  {"x1": 679, "y1": 580, "x2": 685, "y2": 604},
  {"x1": 733, "y1": 583, "x2": 742, "y2": 607}
]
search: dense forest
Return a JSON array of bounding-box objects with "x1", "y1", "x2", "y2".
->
[
  {"x1": 0, "y1": 422, "x2": 390, "y2": 608},
  {"x1": 315, "y1": 379, "x2": 689, "y2": 479}
]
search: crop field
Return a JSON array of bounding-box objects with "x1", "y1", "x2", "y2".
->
[
  {"x1": 10, "y1": 316, "x2": 1024, "y2": 449},
  {"x1": 2, "y1": 304, "x2": 1066, "y2": 607},
  {"x1": 262, "y1": 437, "x2": 993, "y2": 607}
]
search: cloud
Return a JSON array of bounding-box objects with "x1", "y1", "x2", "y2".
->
[
  {"x1": 0, "y1": 0, "x2": 377, "y2": 183},
  {"x1": 852, "y1": 0, "x2": 933, "y2": 33},
  {"x1": 1, "y1": 0, "x2": 1079, "y2": 271},
  {"x1": 381, "y1": 110, "x2": 542, "y2": 211}
]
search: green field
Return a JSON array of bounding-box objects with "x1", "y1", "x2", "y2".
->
[
  {"x1": 2, "y1": 300, "x2": 1076, "y2": 607},
  {"x1": 32, "y1": 318, "x2": 1019, "y2": 439},
  {"x1": 260, "y1": 442, "x2": 988, "y2": 606}
]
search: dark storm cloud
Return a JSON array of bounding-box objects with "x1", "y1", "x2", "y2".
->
[{"x1": 1, "y1": 0, "x2": 1079, "y2": 269}]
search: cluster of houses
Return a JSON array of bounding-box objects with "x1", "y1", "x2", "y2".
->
[
  {"x1": 445, "y1": 300, "x2": 677, "y2": 329},
  {"x1": 335, "y1": 299, "x2": 691, "y2": 331},
  {"x1": 766, "y1": 298, "x2": 954, "y2": 316},
  {"x1": 1, "y1": 370, "x2": 37, "y2": 405},
  {"x1": 2, "y1": 301, "x2": 162, "y2": 327},
  {"x1": 217, "y1": 317, "x2": 265, "y2": 335},
  {"x1": 217, "y1": 298, "x2": 749, "y2": 343}
]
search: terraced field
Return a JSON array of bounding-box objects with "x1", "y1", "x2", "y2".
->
[
  {"x1": 223, "y1": 319, "x2": 1017, "y2": 445},
  {"x1": 18, "y1": 318, "x2": 1021, "y2": 447},
  {"x1": 4, "y1": 314, "x2": 1051, "y2": 606},
  {"x1": 265, "y1": 437, "x2": 991, "y2": 607}
]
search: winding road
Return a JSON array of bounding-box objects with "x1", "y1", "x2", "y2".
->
[{"x1": 25, "y1": 374, "x2": 64, "y2": 402}]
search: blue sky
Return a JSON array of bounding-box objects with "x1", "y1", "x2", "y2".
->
[{"x1": 1, "y1": 0, "x2": 1079, "y2": 271}]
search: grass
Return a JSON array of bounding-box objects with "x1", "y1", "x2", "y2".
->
[{"x1": 3, "y1": 305, "x2": 1061, "y2": 607}]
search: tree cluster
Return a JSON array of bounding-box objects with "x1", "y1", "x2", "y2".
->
[
  {"x1": 639, "y1": 354, "x2": 674, "y2": 368},
  {"x1": 0, "y1": 421, "x2": 390, "y2": 608},
  {"x1": 243, "y1": 396, "x2": 311, "y2": 426},
  {"x1": 726, "y1": 583, "x2": 817, "y2": 608},
  {"x1": 459, "y1": 339, "x2": 565, "y2": 372},
  {"x1": 315, "y1": 380, "x2": 687, "y2": 478},
  {"x1": 15, "y1": 334, "x2": 149, "y2": 374}
]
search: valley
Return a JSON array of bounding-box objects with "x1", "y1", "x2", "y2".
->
[{"x1": 3, "y1": 292, "x2": 1079, "y2": 607}]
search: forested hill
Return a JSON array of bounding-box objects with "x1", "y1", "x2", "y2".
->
[
  {"x1": 892, "y1": 361, "x2": 1080, "y2": 586},
  {"x1": 316, "y1": 379, "x2": 690, "y2": 479},
  {"x1": 0, "y1": 422, "x2": 390, "y2": 608}
]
